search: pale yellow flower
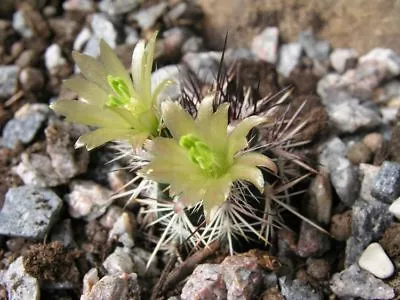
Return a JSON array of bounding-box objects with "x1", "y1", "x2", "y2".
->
[
  {"x1": 141, "y1": 96, "x2": 277, "y2": 217},
  {"x1": 50, "y1": 33, "x2": 172, "y2": 150}
]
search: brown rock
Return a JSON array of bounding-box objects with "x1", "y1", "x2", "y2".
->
[
  {"x1": 347, "y1": 142, "x2": 372, "y2": 165},
  {"x1": 306, "y1": 258, "x2": 331, "y2": 280},
  {"x1": 380, "y1": 223, "x2": 400, "y2": 258},
  {"x1": 363, "y1": 132, "x2": 383, "y2": 153},
  {"x1": 19, "y1": 67, "x2": 44, "y2": 92},
  {"x1": 330, "y1": 210, "x2": 352, "y2": 241}
]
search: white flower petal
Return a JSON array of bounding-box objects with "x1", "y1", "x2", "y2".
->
[
  {"x1": 76, "y1": 128, "x2": 135, "y2": 150},
  {"x1": 64, "y1": 75, "x2": 109, "y2": 106},
  {"x1": 230, "y1": 164, "x2": 265, "y2": 193},
  {"x1": 234, "y1": 152, "x2": 277, "y2": 174}
]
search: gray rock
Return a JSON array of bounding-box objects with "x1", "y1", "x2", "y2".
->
[
  {"x1": 73, "y1": 27, "x2": 92, "y2": 51},
  {"x1": 298, "y1": 30, "x2": 330, "y2": 61},
  {"x1": 45, "y1": 44, "x2": 67, "y2": 74},
  {"x1": 277, "y1": 43, "x2": 303, "y2": 77},
  {"x1": 0, "y1": 65, "x2": 19, "y2": 98},
  {"x1": 182, "y1": 36, "x2": 205, "y2": 53},
  {"x1": 279, "y1": 277, "x2": 322, "y2": 300},
  {"x1": 0, "y1": 186, "x2": 63, "y2": 239},
  {"x1": 2, "y1": 103, "x2": 49, "y2": 149},
  {"x1": 151, "y1": 65, "x2": 182, "y2": 101},
  {"x1": 371, "y1": 161, "x2": 400, "y2": 203},
  {"x1": 12, "y1": 11, "x2": 33, "y2": 38},
  {"x1": 50, "y1": 219, "x2": 76, "y2": 248},
  {"x1": 346, "y1": 199, "x2": 393, "y2": 266},
  {"x1": 359, "y1": 48, "x2": 400, "y2": 77},
  {"x1": 2, "y1": 257, "x2": 40, "y2": 300},
  {"x1": 375, "y1": 80, "x2": 400, "y2": 103},
  {"x1": 65, "y1": 180, "x2": 113, "y2": 221},
  {"x1": 307, "y1": 170, "x2": 332, "y2": 225},
  {"x1": 131, "y1": 248, "x2": 159, "y2": 278},
  {"x1": 181, "y1": 264, "x2": 226, "y2": 300},
  {"x1": 63, "y1": 0, "x2": 94, "y2": 12},
  {"x1": 182, "y1": 52, "x2": 221, "y2": 84},
  {"x1": 330, "y1": 264, "x2": 394, "y2": 299},
  {"x1": 83, "y1": 37, "x2": 100, "y2": 58},
  {"x1": 381, "y1": 107, "x2": 399, "y2": 124},
  {"x1": 359, "y1": 163, "x2": 380, "y2": 202},
  {"x1": 124, "y1": 26, "x2": 139, "y2": 45},
  {"x1": 320, "y1": 137, "x2": 359, "y2": 207},
  {"x1": 99, "y1": 0, "x2": 139, "y2": 16},
  {"x1": 223, "y1": 48, "x2": 256, "y2": 66},
  {"x1": 108, "y1": 212, "x2": 135, "y2": 248},
  {"x1": 90, "y1": 14, "x2": 117, "y2": 49},
  {"x1": 221, "y1": 254, "x2": 264, "y2": 299},
  {"x1": 130, "y1": 2, "x2": 168, "y2": 30},
  {"x1": 103, "y1": 247, "x2": 135, "y2": 275},
  {"x1": 316, "y1": 73, "x2": 341, "y2": 101},
  {"x1": 330, "y1": 48, "x2": 358, "y2": 73},
  {"x1": 251, "y1": 27, "x2": 279, "y2": 64},
  {"x1": 162, "y1": 27, "x2": 194, "y2": 60},
  {"x1": 296, "y1": 221, "x2": 331, "y2": 258}
]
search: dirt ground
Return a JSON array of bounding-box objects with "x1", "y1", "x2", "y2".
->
[{"x1": 198, "y1": 0, "x2": 400, "y2": 54}]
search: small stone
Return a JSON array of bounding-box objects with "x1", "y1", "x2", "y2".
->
[
  {"x1": 362, "y1": 132, "x2": 383, "y2": 153},
  {"x1": 2, "y1": 257, "x2": 40, "y2": 300},
  {"x1": 19, "y1": 67, "x2": 44, "y2": 92},
  {"x1": 181, "y1": 264, "x2": 226, "y2": 300},
  {"x1": 83, "y1": 36, "x2": 100, "y2": 58},
  {"x1": 371, "y1": 161, "x2": 400, "y2": 203},
  {"x1": 83, "y1": 274, "x2": 128, "y2": 300},
  {"x1": 81, "y1": 268, "x2": 99, "y2": 298},
  {"x1": 359, "y1": 163, "x2": 381, "y2": 202},
  {"x1": 103, "y1": 247, "x2": 135, "y2": 275},
  {"x1": 380, "y1": 223, "x2": 400, "y2": 257},
  {"x1": 45, "y1": 44, "x2": 67, "y2": 74},
  {"x1": 221, "y1": 253, "x2": 264, "y2": 299},
  {"x1": 279, "y1": 277, "x2": 322, "y2": 300},
  {"x1": 251, "y1": 27, "x2": 279, "y2": 64},
  {"x1": 346, "y1": 142, "x2": 372, "y2": 164},
  {"x1": 0, "y1": 186, "x2": 63, "y2": 239},
  {"x1": 151, "y1": 64, "x2": 182, "y2": 101},
  {"x1": 358, "y1": 242, "x2": 394, "y2": 279},
  {"x1": 306, "y1": 258, "x2": 331, "y2": 280},
  {"x1": 12, "y1": 11, "x2": 33, "y2": 38},
  {"x1": 330, "y1": 210, "x2": 352, "y2": 241},
  {"x1": 307, "y1": 170, "x2": 332, "y2": 225},
  {"x1": 374, "y1": 80, "x2": 400, "y2": 103},
  {"x1": 130, "y1": 2, "x2": 168, "y2": 30},
  {"x1": 359, "y1": 48, "x2": 400, "y2": 77},
  {"x1": 381, "y1": 107, "x2": 398, "y2": 124},
  {"x1": 73, "y1": 27, "x2": 92, "y2": 51},
  {"x1": 182, "y1": 51, "x2": 221, "y2": 84},
  {"x1": 49, "y1": 18, "x2": 81, "y2": 46},
  {"x1": 391, "y1": 123, "x2": 400, "y2": 162},
  {"x1": 0, "y1": 65, "x2": 19, "y2": 98},
  {"x1": 124, "y1": 26, "x2": 139, "y2": 45},
  {"x1": 90, "y1": 14, "x2": 117, "y2": 49},
  {"x1": 330, "y1": 48, "x2": 358, "y2": 73},
  {"x1": 108, "y1": 212, "x2": 135, "y2": 248},
  {"x1": 331, "y1": 264, "x2": 394, "y2": 299},
  {"x1": 223, "y1": 48, "x2": 256, "y2": 66},
  {"x1": 296, "y1": 221, "x2": 331, "y2": 258},
  {"x1": 100, "y1": 206, "x2": 123, "y2": 229},
  {"x1": 16, "y1": 49, "x2": 38, "y2": 68},
  {"x1": 63, "y1": 0, "x2": 94, "y2": 12},
  {"x1": 131, "y1": 248, "x2": 159, "y2": 277},
  {"x1": 65, "y1": 180, "x2": 113, "y2": 221},
  {"x1": 316, "y1": 73, "x2": 341, "y2": 101},
  {"x1": 99, "y1": 0, "x2": 139, "y2": 16},
  {"x1": 182, "y1": 36, "x2": 205, "y2": 53},
  {"x1": 277, "y1": 43, "x2": 302, "y2": 77},
  {"x1": 2, "y1": 103, "x2": 49, "y2": 149},
  {"x1": 262, "y1": 286, "x2": 284, "y2": 300},
  {"x1": 50, "y1": 219, "x2": 76, "y2": 248},
  {"x1": 298, "y1": 30, "x2": 330, "y2": 61},
  {"x1": 161, "y1": 27, "x2": 194, "y2": 60},
  {"x1": 389, "y1": 197, "x2": 400, "y2": 220}
]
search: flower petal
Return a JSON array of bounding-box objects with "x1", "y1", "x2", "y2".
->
[
  {"x1": 152, "y1": 78, "x2": 175, "y2": 107},
  {"x1": 64, "y1": 75, "x2": 109, "y2": 106},
  {"x1": 76, "y1": 128, "x2": 136, "y2": 150},
  {"x1": 131, "y1": 40, "x2": 145, "y2": 91},
  {"x1": 143, "y1": 33, "x2": 157, "y2": 99},
  {"x1": 161, "y1": 101, "x2": 196, "y2": 139},
  {"x1": 50, "y1": 100, "x2": 131, "y2": 128},
  {"x1": 202, "y1": 177, "x2": 232, "y2": 217},
  {"x1": 234, "y1": 152, "x2": 277, "y2": 174},
  {"x1": 230, "y1": 164, "x2": 265, "y2": 193},
  {"x1": 228, "y1": 116, "x2": 266, "y2": 156},
  {"x1": 72, "y1": 51, "x2": 111, "y2": 93},
  {"x1": 196, "y1": 95, "x2": 214, "y2": 123}
]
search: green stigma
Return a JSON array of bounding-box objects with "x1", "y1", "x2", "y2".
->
[
  {"x1": 180, "y1": 134, "x2": 224, "y2": 177},
  {"x1": 106, "y1": 75, "x2": 131, "y2": 108}
]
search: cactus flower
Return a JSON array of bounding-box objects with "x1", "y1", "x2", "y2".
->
[
  {"x1": 50, "y1": 33, "x2": 172, "y2": 150},
  {"x1": 141, "y1": 96, "x2": 277, "y2": 217}
]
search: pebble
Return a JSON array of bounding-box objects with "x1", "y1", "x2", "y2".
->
[
  {"x1": 389, "y1": 197, "x2": 400, "y2": 221},
  {"x1": 330, "y1": 210, "x2": 352, "y2": 241},
  {"x1": 45, "y1": 44, "x2": 67, "y2": 74},
  {"x1": 182, "y1": 51, "x2": 221, "y2": 84},
  {"x1": 83, "y1": 36, "x2": 100, "y2": 58},
  {"x1": 329, "y1": 48, "x2": 358, "y2": 73},
  {"x1": 90, "y1": 14, "x2": 117, "y2": 49},
  {"x1": 130, "y1": 2, "x2": 168, "y2": 30},
  {"x1": 12, "y1": 11, "x2": 33, "y2": 38},
  {"x1": 151, "y1": 64, "x2": 182, "y2": 101},
  {"x1": 346, "y1": 199, "x2": 393, "y2": 266},
  {"x1": 251, "y1": 27, "x2": 279, "y2": 64},
  {"x1": 359, "y1": 163, "x2": 380, "y2": 202},
  {"x1": 277, "y1": 43, "x2": 302, "y2": 77},
  {"x1": 162, "y1": 27, "x2": 194, "y2": 60},
  {"x1": 2, "y1": 103, "x2": 49, "y2": 149},
  {"x1": 1, "y1": 257, "x2": 40, "y2": 300},
  {"x1": 103, "y1": 247, "x2": 135, "y2": 275},
  {"x1": 73, "y1": 27, "x2": 92, "y2": 51},
  {"x1": 131, "y1": 247, "x2": 159, "y2": 277},
  {"x1": 362, "y1": 132, "x2": 383, "y2": 153},
  {"x1": 63, "y1": 0, "x2": 95, "y2": 12},
  {"x1": 182, "y1": 36, "x2": 205, "y2": 53},
  {"x1": 330, "y1": 264, "x2": 394, "y2": 299},
  {"x1": 19, "y1": 67, "x2": 44, "y2": 92},
  {"x1": 124, "y1": 26, "x2": 139, "y2": 45},
  {"x1": 346, "y1": 142, "x2": 372, "y2": 164},
  {"x1": 100, "y1": 205, "x2": 123, "y2": 229},
  {"x1": 307, "y1": 170, "x2": 332, "y2": 225},
  {"x1": 359, "y1": 48, "x2": 400, "y2": 77},
  {"x1": 279, "y1": 277, "x2": 322, "y2": 300},
  {"x1": 371, "y1": 161, "x2": 400, "y2": 203},
  {"x1": 316, "y1": 73, "x2": 341, "y2": 101},
  {"x1": 181, "y1": 264, "x2": 226, "y2": 300},
  {"x1": 296, "y1": 221, "x2": 331, "y2": 258},
  {"x1": 0, "y1": 186, "x2": 63, "y2": 239},
  {"x1": 374, "y1": 80, "x2": 400, "y2": 103},
  {"x1": 306, "y1": 258, "x2": 331, "y2": 280},
  {"x1": 381, "y1": 107, "x2": 398, "y2": 124},
  {"x1": 50, "y1": 219, "x2": 76, "y2": 248},
  {"x1": 65, "y1": 180, "x2": 113, "y2": 221},
  {"x1": 223, "y1": 48, "x2": 256, "y2": 66},
  {"x1": 16, "y1": 49, "x2": 38, "y2": 68},
  {"x1": 108, "y1": 212, "x2": 136, "y2": 248},
  {"x1": 99, "y1": 0, "x2": 139, "y2": 16},
  {"x1": 358, "y1": 242, "x2": 394, "y2": 279},
  {"x1": 0, "y1": 65, "x2": 19, "y2": 98},
  {"x1": 298, "y1": 30, "x2": 330, "y2": 61},
  {"x1": 319, "y1": 137, "x2": 359, "y2": 207}
]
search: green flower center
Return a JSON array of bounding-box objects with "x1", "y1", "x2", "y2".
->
[
  {"x1": 106, "y1": 75, "x2": 131, "y2": 108},
  {"x1": 180, "y1": 134, "x2": 225, "y2": 178}
]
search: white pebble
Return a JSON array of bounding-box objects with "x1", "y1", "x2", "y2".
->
[
  {"x1": 389, "y1": 197, "x2": 400, "y2": 220},
  {"x1": 358, "y1": 243, "x2": 394, "y2": 279}
]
